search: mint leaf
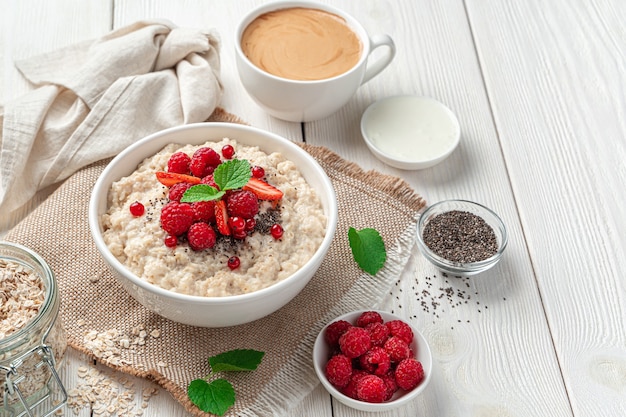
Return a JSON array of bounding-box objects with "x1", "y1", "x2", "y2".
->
[
  {"x1": 348, "y1": 227, "x2": 387, "y2": 275},
  {"x1": 209, "y1": 349, "x2": 265, "y2": 372},
  {"x1": 187, "y1": 349, "x2": 264, "y2": 415},
  {"x1": 187, "y1": 378, "x2": 235, "y2": 416},
  {"x1": 214, "y1": 159, "x2": 251, "y2": 191},
  {"x1": 180, "y1": 184, "x2": 225, "y2": 202}
]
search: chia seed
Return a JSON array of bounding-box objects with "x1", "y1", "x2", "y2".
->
[
  {"x1": 422, "y1": 210, "x2": 498, "y2": 263},
  {"x1": 255, "y1": 207, "x2": 282, "y2": 234}
]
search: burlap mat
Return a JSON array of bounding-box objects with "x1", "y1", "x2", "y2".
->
[{"x1": 5, "y1": 109, "x2": 425, "y2": 416}]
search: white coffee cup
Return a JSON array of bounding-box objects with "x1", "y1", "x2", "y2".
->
[{"x1": 235, "y1": 1, "x2": 396, "y2": 122}]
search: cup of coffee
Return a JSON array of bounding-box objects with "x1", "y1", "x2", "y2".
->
[{"x1": 235, "y1": 1, "x2": 396, "y2": 122}]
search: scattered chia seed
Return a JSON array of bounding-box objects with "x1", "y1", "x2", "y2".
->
[
  {"x1": 422, "y1": 210, "x2": 498, "y2": 263},
  {"x1": 255, "y1": 207, "x2": 282, "y2": 234}
]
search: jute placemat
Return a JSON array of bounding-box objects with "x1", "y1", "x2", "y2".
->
[{"x1": 5, "y1": 109, "x2": 425, "y2": 416}]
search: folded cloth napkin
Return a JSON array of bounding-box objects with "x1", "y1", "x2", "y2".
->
[{"x1": 0, "y1": 19, "x2": 222, "y2": 215}]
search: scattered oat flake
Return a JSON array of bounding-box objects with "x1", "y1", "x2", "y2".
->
[{"x1": 67, "y1": 364, "x2": 160, "y2": 417}]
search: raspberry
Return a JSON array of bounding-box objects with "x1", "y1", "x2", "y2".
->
[
  {"x1": 324, "y1": 320, "x2": 352, "y2": 347},
  {"x1": 358, "y1": 347, "x2": 391, "y2": 376},
  {"x1": 187, "y1": 222, "x2": 216, "y2": 251},
  {"x1": 380, "y1": 371, "x2": 398, "y2": 401},
  {"x1": 339, "y1": 327, "x2": 371, "y2": 359},
  {"x1": 160, "y1": 202, "x2": 194, "y2": 236},
  {"x1": 190, "y1": 147, "x2": 221, "y2": 177},
  {"x1": 356, "y1": 311, "x2": 383, "y2": 327},
  {"x1": 192, "y1": 201, "x2": 216, "y2": 223},
  {"x1": 226, "y1": 190, "x2": 259, "y2": 219},
  {"x1": 167, "y1": 152, "x2": 191, "y2": 174},
  {"x1": 365, "y1": 322, "x2": 390, "y2": 347},
  {"x1": 341, "y1": 370, "x2": 367, "y2": 399},
  {"x1": 325, "y1": 354, "x2": 352, "y2": 388},
  {"x1": 201, "y1": 174, "x2": 219, "y2": 189},
  {"x1": 386, "y1": 320, "x2": 414, "y2": 344},
  {"x1": 394, "y1": 358, "x2": 424, "y2": 391},
  {"x1": 356, "y1": 374, "x2": 387, "y2": 403},
  {"x1": 383, "y1": 336, "x2": 412, "y2": 363},
  {"x1": 168, "y1": 182, "x2": 193, "y2": 202}
]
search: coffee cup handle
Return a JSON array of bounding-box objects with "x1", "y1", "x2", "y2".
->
[{"x1": 361, "y1": 34, "x2": 396, "y2": 85}]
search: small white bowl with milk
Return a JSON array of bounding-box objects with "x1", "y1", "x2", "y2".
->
[{"x1": 360, "y1": 95, "x2": 460, "y2": 170}]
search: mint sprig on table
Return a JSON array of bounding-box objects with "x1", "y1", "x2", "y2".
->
[
  {"x1": 181, "y1": 159, "x2": 251, "y2": 203},
  {"x1": 187, "y1": 349, "x2": 265, "y2": 416},
  {"x1": 348, "y1": 227, "x2": 387, "y2": 275}
]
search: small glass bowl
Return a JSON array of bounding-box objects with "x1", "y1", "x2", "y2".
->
[{"x1": 415, "y1": 200, "x2": 508, "y2": 276}]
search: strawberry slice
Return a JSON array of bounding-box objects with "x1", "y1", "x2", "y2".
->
[
  {"x1": 243, "y1": 177, "x2": 283, "y2": 201},
  {"x1": 156, "y1": 171, "x2": 201, "y2": 187},
  {"x1": 214, "y1": 200, "x2": 231, "y2": 236}
]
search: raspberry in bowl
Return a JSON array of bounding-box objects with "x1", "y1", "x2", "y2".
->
[
  {"x1": 313, "y1": 310, "x2": 432, "y2": 412},
  {"x1": 89, "y1": 122, "x2": 337, "y2": 327}
]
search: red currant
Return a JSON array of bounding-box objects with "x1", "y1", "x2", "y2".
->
[
  {"x1": 228, "y1": 216, "x2": 245, "y2": 231},
  {"x1": 233, "y1": 229, "x2": 247, "y2": 240},
  {"x1": 227, "y1": 256, "x2": 240, "y2": 270},
  {"x1": 164, "y1": 235, "x2": 178, "y2": 248},
  {"x1": 129, "y1": 201, "x2": 145, "y2": 217},
  {"x1": 222, "y1": 144, "x2": 235, "y2": 159},
  {"x1": 245, "y1": 218, "x2": 256, "y2": 231},
  {"x1": 270, "y1": 224, "x2": 283, "y2": 239},
  {"x1": 251, "y1": 165, "x2": 265, "y2": 178}
]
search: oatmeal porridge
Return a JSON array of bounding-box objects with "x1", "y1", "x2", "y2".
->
[{"x1": 101, "y1": 138, "x2": 327, "y2": 297}]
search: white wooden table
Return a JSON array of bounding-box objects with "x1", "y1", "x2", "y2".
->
[{"x1": 2, "y1": 1, "x2": 625, "y2": 416}]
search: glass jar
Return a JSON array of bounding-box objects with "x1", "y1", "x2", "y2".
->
[{"x1": 0, "y1": 242, "x2": 68, "y2": 417}]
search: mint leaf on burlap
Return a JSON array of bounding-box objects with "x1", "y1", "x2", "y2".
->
[
  {"x1": 187, "y1": 349, "x2": 264, "y2": 415},
  {"x1": 187, "y1": 379, "x2": 235, "y2": 416},
  {"x1": 348, "y1": 227, "x2": 387, "y2": 275},
  {"x1": 209, "y1": 349, "x2": 265, "y2": 372}
]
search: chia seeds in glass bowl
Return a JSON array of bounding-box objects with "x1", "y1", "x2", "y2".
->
[{"x1": 416, "y1": 200, "x2": 507, "y2": 276}]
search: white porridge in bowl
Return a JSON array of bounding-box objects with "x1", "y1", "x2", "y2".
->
[{"x1": 101, "y1": 138, "x2": 327, "y2": 297}]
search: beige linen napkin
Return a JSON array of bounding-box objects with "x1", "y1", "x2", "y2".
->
[
  {"x1": 5, "y1": 110, "x2": 426, "y2": 416},
  {"x1": 0, "y1": 19, "x2": 222, "y2": 215}
]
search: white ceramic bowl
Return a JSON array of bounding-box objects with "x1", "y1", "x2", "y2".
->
[
  {"x1": 313, "y1": 310, "x2": 432, "y2": 412},
  {"x1": 361, "y1": 95, "x2": 460, "y2": 170},
  {"x1": 89, "y1": 122, "x2": 338, "y2": 327}
]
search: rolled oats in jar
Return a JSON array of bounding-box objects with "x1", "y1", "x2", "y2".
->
[{"x1": 0, "y1": 242, "x2": 67, "y2": 417}]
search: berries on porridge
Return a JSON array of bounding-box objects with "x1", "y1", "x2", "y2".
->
[
  {"x1": 221, "y1": 144, "x2": 235, "y2": 159},
  {"x1": 129, "y1": 201, "x2": 145, "y2": 217},
  {"x1": 323, "y1": 312, "x2": 425, "y2": 403},
  {"x1": 101, "y1": 138, "x2": 326, "y2": 297},
  {"x1": 227, "y1": 256, "x2": 241, "y2": 270},
  {"x1": 251, "y1": 165, "x2": 265, "y2": 178}
]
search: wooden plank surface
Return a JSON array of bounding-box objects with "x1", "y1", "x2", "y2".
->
[
  {"x1": 465, "y1": 1, "x2": 626, "y2": 416},
  {"x1": 1, "y1": 0, "x2": 624, "y2": 416},
  {"x1": 307, "y1": 1, "x2": 572, "y2": 416}
]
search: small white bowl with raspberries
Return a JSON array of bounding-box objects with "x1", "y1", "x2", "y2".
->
[
  {"x1": 89, "y1": 122, "x2": 337, "y2": 327},
  {"x1": 313, "y1": 310, "x2": 432, "y2": 412}
]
